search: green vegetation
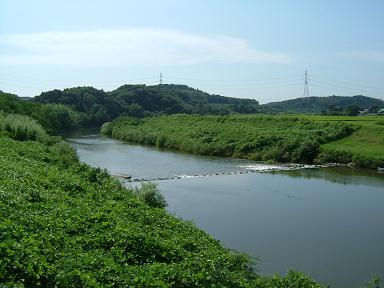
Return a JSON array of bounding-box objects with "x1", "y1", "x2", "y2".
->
[
  {"x1": 103, "y1": 114, "x2": 384, "y2": 168},
  {"x1": 0, "y1": 90, "x2": 82, "y2": 134},
  {"x1": 133, "y1": 182, "x2": 168, "y2": 208},
  {"x1": 0, "y1": 113, "x2": 324, "y2": 287},
  {"x1": 311, "y1": 116, "x2": 384, "y2": 168},
  {"x1": 2, "y1": 85, "x2": 384, "y2": 286},
  {"x1": 102, "y1": 115, "x2": 352, "y2": 164},
  {"x1": 33, "y1": 84, "x2": 260, "y2": 123},
  {"x1": 261, "y1": 95, "x2": 384, "y2": 114},
  {"x1": 0, "y1": 112, "x2": 48, "y2": 142},
  {"x1": 1, "y1": 84, "x2": 260, "y2": 133}
]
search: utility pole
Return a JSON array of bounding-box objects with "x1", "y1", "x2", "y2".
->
[
  {"x1": 303, "y1": 70, "x2": 309, "y2": 98},
  {"x1": 160, "y1": 72, "x2": 163, "y2": 85}
]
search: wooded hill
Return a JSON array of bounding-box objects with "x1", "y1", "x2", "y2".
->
[
  {"x1": 3, "y1": 85, "x2": 384, "y2": 134},
  {"x1": 0, "y1": 90, "x2": 81, "y2": 134},
  {"x1": 261, "y1": 95, "x2": 384, "y2": 114},
  {"x1": 33, "y1": 84, "x2": 260, "y2": 125}
]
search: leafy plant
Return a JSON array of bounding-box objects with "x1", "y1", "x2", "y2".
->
[
  {"x1": 104, "y1": 115, "x2": 353, "y2": 164},
  {"x1": 0, "y1": 114, "x2": 48, "y2": 142},
  {"x1": 133, "y1": 182, "x2": 167, "y2": 208}
]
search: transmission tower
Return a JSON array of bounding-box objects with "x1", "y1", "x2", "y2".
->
[
  {"x1": 303, "y1": 70, "x2": 309, "y2": 98},
  {"x1": 160, "y1": 72, "x2": 163, "y2": 85}
]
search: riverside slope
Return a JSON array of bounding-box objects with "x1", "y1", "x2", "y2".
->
[{"x1": 0, "y1": 113, "x2": 324, "y2": 287}]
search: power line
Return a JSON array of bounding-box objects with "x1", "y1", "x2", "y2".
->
[
  {"x1": 310, "y1": 73, "x2": 383, "y2": 91},
  {"x1": 310, "y1": 82, "x2": 382, "y2": 96},
  {"x1": 168, "y1": 74, "x2": 303, "y2": 83},
  {"x1": 1, "y1": 71, "x2": 382, "y2": 98},
  {"x1": 0, "y1": 72, "x2": 158, "y2": 85},
  {"x1": 310, "y1": 78, "x2": 383, "y2": 95},
  {"x1": 222, "y1": 82, "x2": 302, "y2": 91}
]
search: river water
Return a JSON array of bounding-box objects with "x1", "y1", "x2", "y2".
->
[{"x1": 68, "y1": 133, "x2": 384, "y2": 288}]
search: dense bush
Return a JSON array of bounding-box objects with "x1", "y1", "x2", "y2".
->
[
  {"x1": 133, "y1": 182, "x2": 167, "y2": 208},
  {"x1": 104, "y1": 115, "x2": 353, "y2": 164},
  {"x1": 316, "y1": 147, "x2": 384, "y2": 168},
  {"x1": 35, "y1": 103, "x2": 82, "y2": 133},
  {"x1": 100, "y1": 121, "x2": 112, "y2": 136},
  {"x1": 0, "y1": 113, "x2": 48, "y2": 142},
  {"x1": 0, "y1": 91, "x2": 84, "y2": 134}
]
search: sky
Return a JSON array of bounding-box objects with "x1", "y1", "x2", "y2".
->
[{"x1": 1, "y1": 0, "x2": 384, "y2": 103}]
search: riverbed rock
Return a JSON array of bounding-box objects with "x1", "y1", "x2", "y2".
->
[{"x1": 347, "y1": 162, "x2": 357, "y2": 168}]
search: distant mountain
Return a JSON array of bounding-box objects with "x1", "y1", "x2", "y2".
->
[
  {"x1": 33, "y1": 84, "x2": 259, "y2": 125},
  {"x1": 261, "y1": 95, "x2": 384, "y2": 114}
]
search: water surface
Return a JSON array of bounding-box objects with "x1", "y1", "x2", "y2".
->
[{"x1": 69, "y1": 134, "x2": 384, "y2": 288}]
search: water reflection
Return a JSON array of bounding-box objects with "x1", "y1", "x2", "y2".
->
[
  {"x1": 281, "y1": 167, "x2": 384, "y2": 188},
  {"x1": 69, "y1": 133, "x2": 384, "y2": 288}
]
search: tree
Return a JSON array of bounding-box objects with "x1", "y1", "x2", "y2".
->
[{"x1": 345, "y1": 105, "x2": 360, "y2": 116}]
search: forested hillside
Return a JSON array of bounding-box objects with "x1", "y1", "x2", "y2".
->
[
  {"x1": 0, "y1": 90, "x2": 81, "y2": 133},
  {"x1": 261, "y1": 95, "x2": 384, "y2": 114},
  {"x1": 33, "y1": 84, "x2": 260, "y2": 125}
]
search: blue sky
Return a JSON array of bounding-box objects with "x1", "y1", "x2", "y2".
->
[{"x1": 1, "y1": 0, "x2": 383, "y2": 103}]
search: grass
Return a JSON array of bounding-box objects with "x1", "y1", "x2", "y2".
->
[
  {"x1": 303, "y1": 115, "x2": 384, "y2": 167},
  {"x1": 0, "y1": 112, "x2": 49, "y2": 142},
  {"x1": 103, "y1": 114, "x2": 384, "y2": 168}
]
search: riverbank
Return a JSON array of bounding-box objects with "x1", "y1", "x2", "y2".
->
[
  {"x1": 0, "y1": 114, "x2": 325, "y2": 286},
  {"x1": 70, "y1": 132, "x2": 384, "y2": 288},
  {"x1": 101, "y1": 114, "x2": 384, "y2": 168}
]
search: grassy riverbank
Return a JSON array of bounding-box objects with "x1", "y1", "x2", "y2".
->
[
  {"x1": 102, "y1": 114, "x2": 384, "y2": 168},
  {"x1": 0, "y1": 113, "x2": 324, "y2": 287},
  {"x1": 310, "y1": 116, "x2": 384, "y2": 168}
]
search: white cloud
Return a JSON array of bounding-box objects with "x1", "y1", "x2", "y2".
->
[
  {"x1": 0, "y1": 28, "x2": 291, "y2": 66},
  {"x1": 341, "y1": 51, "x2": 384, "y2": 62}
]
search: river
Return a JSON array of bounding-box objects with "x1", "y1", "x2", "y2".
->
[{"x1": 68, "y1": 133, "x2": 384, "y2": 288}]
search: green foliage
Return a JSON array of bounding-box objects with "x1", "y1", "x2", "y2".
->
[
  {"x1": 317, "y1": 119, "x2": 384, "y2": 168},
  {"x1": 0, "y1": 90, "x2": 83, "y2": 134},
  {"x1": 345, "y1": 104, "x2": 361, "y2": 116},
  {"x1": 133, "y1": 182, "x2": 167, "y2": 208},
  {"x1": 0, "y1": 127, "x2": 324, "y2": 287},
  {"x1": 105, "y1": 114, "x2": 384, "y2": 168},
  {"x1": 100, "y1": 122, "x2": 112, "y2": 136},
  {"x1": 261, "y1": 95, "x2": 384, "y2": 114},
  {"x1": 363, "y1": 276, "x2": 382, "y2": 288},
  {"x1": 49, "y1": 141, "x2": 79, "y2": 167},
  {"x1": 104, "y1": 115, "x2": 352, "y2": 164},
  {"x1": 32, "y1": 84, "x2": 260, "y2": 124},
  {"x1": 36, "y1": 103, "x2": 82, "y2": 133},
  {"x1": 0, "y1": 113, "x2": 48, "y2": 142},
  {"x1": 253, "y1": 271, "x2": 321, "y2": 288}
]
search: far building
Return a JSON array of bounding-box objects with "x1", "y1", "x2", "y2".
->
[{"x1": 359, "y1": 109, "x2": 369, "y2": 116}]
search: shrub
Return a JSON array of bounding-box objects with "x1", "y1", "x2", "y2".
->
[
  {"x1": 133, "y1": 182, "x2": 167, "y2": 208},
  {"x1": 0, "y1": 114, "x2": 48, "y2": 142},
  {"x1": 100, "y1": 122, "x2": 112, "y2": 136},
  {"x1": 316, "y1": 148, "x2": 353, "y2": 164},
  {"x1": 49, "y1": 141, "x2": 79, "y2": 167}
]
